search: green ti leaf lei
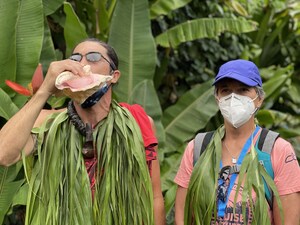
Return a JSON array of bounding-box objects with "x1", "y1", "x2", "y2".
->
[{"x1": 24, "y1": 100, "x2": 154, "y2": 225}]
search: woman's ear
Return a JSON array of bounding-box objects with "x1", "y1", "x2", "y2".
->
[
  {"x1": 110, "y1": 70, "x2": 121, "y2": 84},
  {"x1": 256, "y1": 96, "x2": 264, "y2": 108}
]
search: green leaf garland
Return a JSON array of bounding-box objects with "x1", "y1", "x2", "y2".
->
[{"x1": 25, "y1": 101, "x2": 154, "y2": 225}]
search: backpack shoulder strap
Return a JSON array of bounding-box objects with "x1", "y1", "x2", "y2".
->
[
  {"x1": 256, "y1": 128, "x2": 280, "y2": 209},
  {"x1": 193, "y1": 131, "x2": 214, "y2": 166},
  {"x1": 257, "y1": 128, "x2": 279, "y2": 154}
]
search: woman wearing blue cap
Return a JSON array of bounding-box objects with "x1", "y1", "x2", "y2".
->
[{"x1": 174, "y1": 59, "x2": 300, "y2": 224}]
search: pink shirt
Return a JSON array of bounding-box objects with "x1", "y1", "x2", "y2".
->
[{"x1": 174, "y1": 130, "x2": 300, "y2": 224}]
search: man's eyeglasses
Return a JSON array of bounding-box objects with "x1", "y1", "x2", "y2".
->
[{"x1": 69, "y1": 52, "x2": 116, "y2": 70}]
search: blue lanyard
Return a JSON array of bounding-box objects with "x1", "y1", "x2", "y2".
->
[{"x1": 217, "y1": 126, "x2": 260, "y2": 217}]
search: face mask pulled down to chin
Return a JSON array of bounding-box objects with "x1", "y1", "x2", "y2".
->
[
  {"x1": 218, "y1": 93, "x2": 258, "y2": 128},
  {"x1": 55, "y1": 65, "x2": 113, "y2": 104}
]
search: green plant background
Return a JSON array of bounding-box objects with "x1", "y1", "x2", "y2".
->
[{"x1": 0, "y1": 0, "x2": 299, "y2": 224}]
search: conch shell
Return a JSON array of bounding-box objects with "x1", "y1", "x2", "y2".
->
[{"x1": 55, "y1": 65, "x2": 113, "y2": 104}]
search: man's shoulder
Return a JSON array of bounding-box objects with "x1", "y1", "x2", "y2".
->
[
  {"x1": 119, "y1": 102, "x2": 145, "y2": 112},
  {"x1": 119, "y1": 102, "x2": 157, "y2": 147},
  {"x1": 119, "y1": 102, "x2": 149, "y2": 122}
]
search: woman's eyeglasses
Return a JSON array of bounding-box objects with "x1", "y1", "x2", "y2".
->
[{"x1": 69, "y1": 52, "x2": 116, "y2": 70}]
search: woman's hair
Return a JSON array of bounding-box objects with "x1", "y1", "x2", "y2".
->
[
  {"x1": 254, "y1": 86, "x2": 265, "y2": 99},
  {"x1": 78, "y1": 38, "x2": 119, "y2": 70}
]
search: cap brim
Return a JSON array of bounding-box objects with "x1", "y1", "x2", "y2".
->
[{"x1": 212, "y1": 72, "x2": 258, "y2": 86}]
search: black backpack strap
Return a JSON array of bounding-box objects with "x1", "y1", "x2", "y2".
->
[
  {"x1": 193, "y1": 131, "x2": 214, "y2": 165},
  {"x1": 258, "y1": 128, "x2": 279, "y2": 154}
]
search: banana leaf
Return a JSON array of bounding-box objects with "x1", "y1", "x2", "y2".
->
[
  {"x1": 0, "y1": 162, "x2": 25, "y2": 224},
  {"x1": 108, "y1": 0, "x2": 164, "y2": 150},
  {"x1": 0, "y1": 1, "x2": 41, "y2": 216},
  {"x1": 0, "y1": 89, "x2": 19, "y2": 120},
  {"x1": 226, "y1": 0, "x2": 249, "y2": 17},
  {"x1": 63, "y1": 2, "x2": 88, "y2": 57},
  {"x1": 155, "y1": 18, "x2": 258, "y2": 48},
  {"x1": 43, "y1": 0, "x2": 65, "y2": 16},
  {"x1": 149, "y1": 0, "x2": 192, "y2": 19},
  {"x1": 0, "y1": 0, "x2": 44, "y2": 109},
  {"x1": 16, "y1": 0, "x2": 44, "y2": 86},
  {"x1": 93, "y1": 0, "x2": 114, "y2": 39},
  {"x1": 162, "y1": 80, "x2": 219, "y2": 152},
  {"x1": 39, "y1": 19, "x2": 59, "y2": 74},
  {"x1": 109, "y1": 0, "x2": 157, "y2": 103},
  {"x1": 0, "y1": 0, "x2": 19, "y2": 91}
]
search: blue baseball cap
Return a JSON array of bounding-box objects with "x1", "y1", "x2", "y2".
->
[{"x1": 213, "y1": 59, "x2": 262, "y2": 87}]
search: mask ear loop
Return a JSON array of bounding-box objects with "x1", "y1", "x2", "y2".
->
[
  {"x1": 81, "y1": 83, "x2": 110, "y2": 108},
  {"x1": 250, "y1": 94, "x2": 260, "y2": 115},
  {"x1": 251, "y1": 94, "x2": 259, "y2": 102}
]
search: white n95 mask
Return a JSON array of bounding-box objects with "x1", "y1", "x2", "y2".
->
[{"x1": 218, "y1": 93, "x2": 258, "y2": 128}]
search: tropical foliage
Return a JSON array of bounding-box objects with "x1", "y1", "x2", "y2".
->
[{"x1": 0, "y1": 0, "x2": 299, "y2": 224}]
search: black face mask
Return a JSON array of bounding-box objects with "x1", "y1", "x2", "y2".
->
[{"x1": 81, "y1": 83, "x2": 110, "y2": 108}]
